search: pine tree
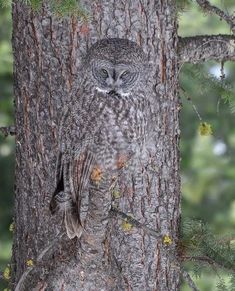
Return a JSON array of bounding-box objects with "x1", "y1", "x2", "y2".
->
[{"x1": 0, "y1": 0, "x2": 234, "y2": 290}]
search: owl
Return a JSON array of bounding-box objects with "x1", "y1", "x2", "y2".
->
[{"x1": 50, "y1": 38, "x2": 152, "y2": 239}]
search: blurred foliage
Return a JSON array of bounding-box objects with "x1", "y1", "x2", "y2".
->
[
  {"x1": 0, "y1": 0, "x2": 235, "y2": 290},
  {"x1": 0, "y1": 4, "x2": 14, "y2": 290},
  {"x1": 179, "y1": 0, "x2": 235, "y2": 290}
]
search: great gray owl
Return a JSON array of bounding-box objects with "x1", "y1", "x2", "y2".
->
[{"x1": 50, "y1": 38, "x2": 152, "y2": 239}]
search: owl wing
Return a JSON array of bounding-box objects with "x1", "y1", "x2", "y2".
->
[
  {"x1": 64, "y1": 151, "x2": 94, "y2": 239},
  {"x1": 69, "y1": 151, "x2": 94, "y2": 209},
  {"x1": 50, "y1": 105, "x2": 95, "y2": 239}
]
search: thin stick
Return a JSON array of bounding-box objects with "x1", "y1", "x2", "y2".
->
[
  {"x1": 109, "y1": 207, "x2": 161, "y2": 240},
  {"x1": 180, "y1": 87, "x2": 203, "y2": 121},
  {"x1": 181, "y1": 270, "x2": 200, "y2": 291}
]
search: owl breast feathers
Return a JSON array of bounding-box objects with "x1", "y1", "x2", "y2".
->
[{"x1": 50, "y1": 38, "x2": 152, "y2": 239}]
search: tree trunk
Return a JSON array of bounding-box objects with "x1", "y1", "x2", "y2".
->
[{"x1": 11, "y1": 1, "x2": 180, "y2": 290}]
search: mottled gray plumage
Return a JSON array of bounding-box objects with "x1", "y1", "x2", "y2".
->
[{"x1": 50, "y1": 38, "x2": 152, "y2": 239}]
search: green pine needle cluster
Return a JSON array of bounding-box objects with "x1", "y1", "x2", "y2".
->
[
  {"x1": 181, "y1": 219, "x2": 235, "y2": 290},
  {"x1": 184, "y1": 64, "x2": 234, "y2": 101},
  {"x1": 50, "y1": 0, "x2": 88, "y2": 19},
  {"x1": 1, "y1": 0, "x2": 88, "y2": 19},
  {"x1": 217, "y1": 279, "x2": 228, "y2": 291},
  {"x1": 176, "y1": 0, "x2": 191, "y2": 12},
  {"x1": 230, "y1": 274, "x2": 235, "y2": 291},
  {"x1": 180, "y1": 63, "x2": 235, "y2": 116},
  {"x1": 217, "y1": 276, "x2": 235, "y2": 291},
  {"x1": 1, "y1": 0, "x2": 11, "y2": 7}
]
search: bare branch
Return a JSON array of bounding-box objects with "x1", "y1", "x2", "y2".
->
[
  {"x1": 181, "y1": 270, "x2": 199, "y2": 291},
  {"x1": 196, "y1": 0, "x2": 235, "y2": 34},
  {"x1": 0, "y1": 126, "x2": 16, "y2": 137},
  {"x1": 179, "y1": 35, "x2": 235, "y2": 64}
]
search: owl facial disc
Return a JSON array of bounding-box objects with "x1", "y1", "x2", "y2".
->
[
  {"x1": 83, "y1": 38, "x2": 148, "y2": 97},
  {"x1": 92, "y1": 62, "x2": 139, "y2": 96}
]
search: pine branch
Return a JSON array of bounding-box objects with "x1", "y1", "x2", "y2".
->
[
  {"x1": 0, "y1": 126, "x2": 16, "y2": 137},
  {"x1": 181, "y1": 255, "x2": 226, "y2": 272},
  {"x1": 180, "y1": 219, "x2": 235, "y2": 274},
  {"x1": 179, "y1": 35, "x2": 235, "y2": 63},
  {"x1": 195, "y1": 0, "x2": 235, "y2": 34},
  {"x1": 180, "y1": 63, "x2": 234, "y2": 102}
]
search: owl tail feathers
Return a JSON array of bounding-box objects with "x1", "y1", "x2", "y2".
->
[
  {"x1": 64, "y1": 208, "x2": 83, "y2": 239},
  {"x1": 49, "y1": 192, "x2": 83, "y2": 239}
]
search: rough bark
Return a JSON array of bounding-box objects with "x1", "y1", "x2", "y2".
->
[
  {"x1": 12, "y1": 1, "x2": 181, "y2": 290},
  {"x1": 179, "y1": 35, "x2": 235, "y2": 63}
]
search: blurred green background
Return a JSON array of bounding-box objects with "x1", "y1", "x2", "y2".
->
[{"x1": 0, "y1": 1, "x2": 235, "y2": 290}]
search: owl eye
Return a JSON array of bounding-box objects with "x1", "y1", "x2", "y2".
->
[
  {"x1": 100, "y1": 69, "x2": 109, "y2": 78},
  {"x1": 120, "y1": 71, "x2": 130, "y2": 79}
]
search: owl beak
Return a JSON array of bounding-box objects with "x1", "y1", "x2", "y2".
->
[
  {"x1": 106, "y1": 77, "x2": 117, "y2": 91},
  {"x1": 106, "y1": 69, "x2": 121, "y2": 93},
  {"x1": 112, "y1": 69, "x2": 117, "y2": 81}
]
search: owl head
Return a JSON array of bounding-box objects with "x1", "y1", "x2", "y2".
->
[{"x1": 82, "y1": 38, "x2": 148, "y2": 96}]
